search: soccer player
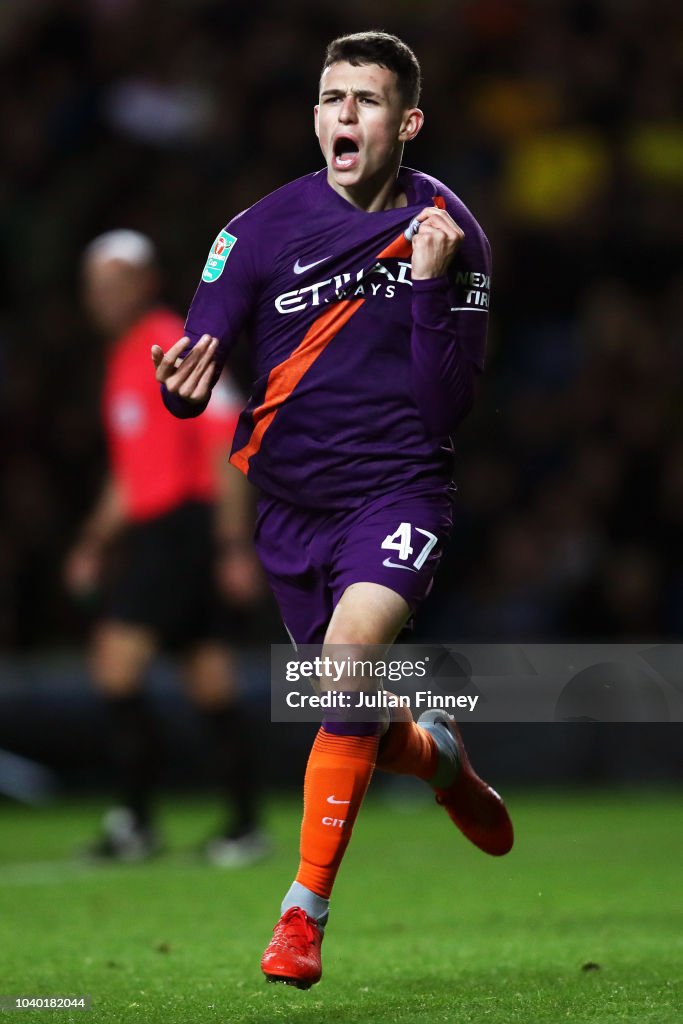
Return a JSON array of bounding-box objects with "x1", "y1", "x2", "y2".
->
[
  {"x1": 153, "y1": 32, "x2": 513, "y2": 986},
  {"x1": 66, "y1": 229, "x2": 268, "y2": 866}
]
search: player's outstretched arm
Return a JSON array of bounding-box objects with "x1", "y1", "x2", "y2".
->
[{"x1": 151, "y1": 334, "x2": 219, "y2": 417}]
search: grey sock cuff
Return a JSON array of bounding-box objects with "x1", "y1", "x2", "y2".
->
[
  {"x1": 281, "y1": 881, "x2": 330, "y2": 932},
  {"x1": 418, "y1": 710, "x2": 460, "y2": 788}
]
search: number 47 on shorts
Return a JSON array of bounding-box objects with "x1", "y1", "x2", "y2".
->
[{"x1": 381, "y1": 522, "x2": 438, "y2": 572}]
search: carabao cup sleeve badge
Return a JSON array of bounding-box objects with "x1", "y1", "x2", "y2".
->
[{"x1": 202, "y1": 230, "x2": 237, "y2": 283}]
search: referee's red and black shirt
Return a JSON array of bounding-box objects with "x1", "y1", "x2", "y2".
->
[{"x1": 103, "y1": 307, "x2": 240, "y2": 522}]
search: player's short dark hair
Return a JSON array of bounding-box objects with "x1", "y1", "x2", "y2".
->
[{"x1": 321, "y1": 31, "x2": 421, "y2": 107}]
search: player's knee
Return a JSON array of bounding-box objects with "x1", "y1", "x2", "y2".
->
[
  {"x1": 90, "y1": 625, "x2": 153, "y2": 696},
  {"x1": 324, "y1": 611, "x2": 409, "y2": 650},
  {"x1": 90, "y1": 657, "x2": 142, "y2": 697},
  {"x1": 325, "y1": 583, "x2": 411, "y2": 648},
  {"x1": 186, "y1": 674, "x2": 234, "y2": 708},
  {"x1": 183, "y1": 645, "x2": 237, "y2": 708},
  {"x1": 324, "y1": 621, "x2": 380, "y2": 648}
]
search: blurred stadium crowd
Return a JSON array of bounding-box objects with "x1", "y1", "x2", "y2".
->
[{"x1": 1, "y1": 0, "x2": 681, "y2": 649}]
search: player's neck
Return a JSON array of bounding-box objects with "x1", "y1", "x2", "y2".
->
[{"x1": 327, "y1": 166, "x2": 407, "y2": 213}]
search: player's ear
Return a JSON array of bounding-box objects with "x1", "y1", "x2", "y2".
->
[
  {"x1": 314, "y1": 104, "x2": 320, "y2": 139},
  {"x1": 398, "y1": 107, "x2": 424, "y2": 144}
]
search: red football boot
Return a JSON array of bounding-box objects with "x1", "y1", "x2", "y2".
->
[
  {"x1": 261, "y1": 907, "x2": 323, "y2": 989},
  {"x1": 418, "y1": 710, "x2": 514, "y2": 856}
]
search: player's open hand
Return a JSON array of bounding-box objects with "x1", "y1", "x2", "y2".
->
[
  {"x1": 151, "y1": 333, "x2": 218, "y2": 403},
  {"x1": 410, "y1": 207, "x2": 465, "y2": 281}
]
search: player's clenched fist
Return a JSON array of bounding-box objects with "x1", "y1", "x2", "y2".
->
[
  {"x1": 151, "y1": 333, "x2": 218, "y2": 403},
  {"x1": 410, "y1": 207, "x2": 465, "y2": 281}
]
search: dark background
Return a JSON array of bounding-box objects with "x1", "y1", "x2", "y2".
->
[{"x1": 1, "y1": 0, "x2": 681, "y2": 792}]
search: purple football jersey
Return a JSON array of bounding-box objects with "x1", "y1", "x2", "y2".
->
[{"x1": 165, "y1": 167, "x2": 491, "y2": 510}]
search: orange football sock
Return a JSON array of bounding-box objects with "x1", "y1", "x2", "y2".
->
[
  {"x1": 295, "y1": 727, "x2": 378, "y2": 899},
  {"x1": 376, "y1": 701, "x2": 439, "y2": 781}
]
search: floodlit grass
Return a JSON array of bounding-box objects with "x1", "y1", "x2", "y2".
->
[{"x1": 0, "y1": 791, "x2": 681, "y2": 1023}]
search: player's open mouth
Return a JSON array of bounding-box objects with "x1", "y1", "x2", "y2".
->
[{"x1": 332, "y1": 136, "x2": 360, "y2": 171}]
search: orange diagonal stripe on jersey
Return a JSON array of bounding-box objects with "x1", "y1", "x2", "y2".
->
[
  {"x1": 230, "y1": 297, "x2": 364, "y2": 473},
  {"x1": 376, "y1": 196, "x2": 446, "y2": 260},
  {"x1": 377, "y1": 233, "x2": 412, "y2": 260},
  {"x1": 230, "y1": 197, "x2": 445, "y2": 474}
]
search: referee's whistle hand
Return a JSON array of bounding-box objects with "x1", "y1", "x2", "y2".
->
[{"x1": 151, "y1": 333, "x2": 219, "y2": 403}]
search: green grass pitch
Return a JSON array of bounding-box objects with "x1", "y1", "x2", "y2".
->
[{"x1": 0, "y1": 791, "x2": 681, "y2": 1023}]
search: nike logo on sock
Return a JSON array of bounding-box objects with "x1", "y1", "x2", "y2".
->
[{"x1": 326, "y1": 795, "x2": 350, "y2": 805}]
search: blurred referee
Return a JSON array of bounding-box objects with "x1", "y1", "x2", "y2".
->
[{"x1": 65, "y1": 230, "x2": 267, "y2": 866}]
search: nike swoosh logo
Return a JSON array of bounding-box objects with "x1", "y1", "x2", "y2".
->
[
  {"x1": 382, "y1": 558, "x2": 417, "y2": 572},
  {"x1": 293, "y1": 256, "x2": 332, "y2": 274},
  {"x1": 326, "y1": 796, "x2": 350, "y2": 805}
]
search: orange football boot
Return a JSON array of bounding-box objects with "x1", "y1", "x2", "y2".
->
[{"x1": 261, "y1": 907, "x2": 323, "y2": 989}]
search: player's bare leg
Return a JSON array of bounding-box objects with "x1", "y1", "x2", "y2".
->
[
  {"x1": 183, "y1": 643, "x2": 268, "y2": 867},
  {"x1": 324, "y1": 581, "x2": 411, "y2": 651},
  {"x1": 88, "y1": 621, "x2": 162, "y2": 860},
  {"x1": 262, "y1": 582, "x2": 410, "y2": 988}
]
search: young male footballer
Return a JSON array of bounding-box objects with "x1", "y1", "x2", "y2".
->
[{"x1": 153, "y1": 31, "x2": 513, "y2": 988}]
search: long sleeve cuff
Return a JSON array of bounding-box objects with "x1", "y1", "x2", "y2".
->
[
  {"x1": 410, "y1": 276, "x2": 478, "y2": 438},
  {"x1": 161, "y1": 384, "x2": 208, "y2": 419}
]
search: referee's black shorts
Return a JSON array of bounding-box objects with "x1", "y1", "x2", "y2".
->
[{"x1": 104, "y1": 501, "x2": 241, "y2": 649}]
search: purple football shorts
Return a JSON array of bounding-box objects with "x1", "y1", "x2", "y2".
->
[{"x1": 254, "y1": 486, "x2": 454, "y2": 645}]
